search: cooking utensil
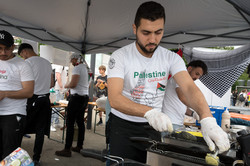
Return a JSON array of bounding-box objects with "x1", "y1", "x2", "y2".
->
[{"x1": 205, "y1": 148, "x2": 220, "y2": 166}]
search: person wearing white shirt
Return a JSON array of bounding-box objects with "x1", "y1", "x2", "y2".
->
[
  {"x1": 55, "y1": 53, "x2": 89, "y2": 157},
  {"x1": 18, "y1": 43, "x2": 53, "y2": 165},
  {"x1": 107, "y1": 1, "x2": 230, "y2": 163},
  {"x1": 51, "y1": 64, "x2": 67, "y2": 131},
  {"x1": 0, "y1": 31, "x2": 34, "y2": 160},
  {"x1": 162, "y1": 60, "x2": 207, "y2": 128}
]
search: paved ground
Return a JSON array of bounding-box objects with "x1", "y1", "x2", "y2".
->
[{"x1": 21, "y1": 110, "x2": 107, "y2": 166}]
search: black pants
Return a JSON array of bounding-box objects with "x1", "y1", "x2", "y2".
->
[
  {"x1": 25, "y1": 94, "x2": 51, "y2": 161},
  {"x1": 109, "y1": 113, "x2": 161, "y2": 163},
  {"x1": 65, "y1": 94, "x2": 89, "y2": 149},
  {"x1": 0, "y1": 114, "x2": 26, "y2": 160}
]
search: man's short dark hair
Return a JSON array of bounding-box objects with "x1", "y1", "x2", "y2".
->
[
  {"x1": 18, "y1": 43, "x2": 33, "y2": 55},
  {"x1": 187, "y1": 60, "x2": 208, "y2": 75},
  {"x1": 134, "y1": 1, "x2": 165, "y2": 28}
]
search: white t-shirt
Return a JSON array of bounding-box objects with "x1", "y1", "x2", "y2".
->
[
  {"x1": 26, "y1": 56, "x2": 52, "y2": 95},
  {"x1": 162, "y1": 77, "x2": 187, "y2": 125},
  {"x1": 0, "y1": 56, "x2": 34, "y2": 115},
  {"x1": 108, "y1": 42, "x2": 186, "y2": 122},
  {"x1": 53, "y1": 64, "x2": 67, "y2": 90},
  {"x1": 70, "y1": 63, "x2": 89, "y2": 96}
]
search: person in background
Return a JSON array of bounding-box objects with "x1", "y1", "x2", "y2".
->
[
  {"x1": 232, "y1": 89, "x2": 238, "y2": 106},
  {"x1": 94, "y1": 65, "x2": 108, "y2": 125},
  {"x1": 107, "y1": 1, "x2": 230, "y2": 163},
  {"x1": 246, "y1": 90, "x2": 250, "y2": 107},
  {"x1": 0, "y1": 30, "x2": 34, "y2": 160},
  {"x1": 237, "y1": 89, "x2": 247, "y2": 107},
  {"x1": 50, "y1": 64, "x2": 67, "y2": 131},
  {"x1": 162, "y1": 60, "x2": 207, "y2": 130},
  {"x1": 230, "y1": 90, "x2": 233, "y2": 106},
  {"x1": 55, "y1": 53, "x2": 89, "y2": 157},
  {"x1": 18, "y1": 43, "x2": 53, "y2": 166}
]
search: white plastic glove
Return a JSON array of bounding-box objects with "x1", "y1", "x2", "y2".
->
[
  {"x1": 200, "y1": 117, "x2": 230, "y2": 153},
  {"x1": 144, "y1": 109, "x2": 173, "y2": 132}
]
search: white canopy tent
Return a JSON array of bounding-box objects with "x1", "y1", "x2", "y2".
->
[{"x1": 0, "y1": 0, "x2": 249, "y2": 54}]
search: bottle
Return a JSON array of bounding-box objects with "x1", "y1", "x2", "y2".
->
[
  {"x1": 49, "y1": 88, "x2": 56, "y2": 104},
  {"x1": 221, "y1": 109, "x2": 231, "y2": 133}
]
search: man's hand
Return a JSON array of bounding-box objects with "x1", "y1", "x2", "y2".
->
[
  {"x1": 97, "y1": 79, "x2": 103, "y2": 83},
  {"x1": 200, "y1": 117, "x2": 230, "y2": 153},
  {"x1": 144, "y1": 109, "x2": 173, "y2": 132}
]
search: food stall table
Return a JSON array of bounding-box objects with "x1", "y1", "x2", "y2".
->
[{"x1": 49, "y1": 103, "x2": 67, "y2": 143}]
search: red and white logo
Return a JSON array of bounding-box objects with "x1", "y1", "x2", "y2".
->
[{"x1": 0, "y1": 70, "x2": 6, "y2": 74}]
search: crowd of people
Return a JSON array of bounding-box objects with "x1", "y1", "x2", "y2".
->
[
  {"x1": 0, "y1": 32, "x2": 90, "y2": 165},
  {"x1": 0, "y1": 1, "x2": 233, "y2": 165},
  {"x1": 231, "y1": 89, "x2": 250, "y2": 107}
]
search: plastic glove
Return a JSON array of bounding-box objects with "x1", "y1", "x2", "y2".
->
[
  {"x1": 144, "y1": 109, "x2": 173, "y2": 132},
  {"x1": 200, "y1": 117, "x2": 230, "y2": 153}
]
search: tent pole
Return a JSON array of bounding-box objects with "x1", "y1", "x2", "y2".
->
[
  {"x1": 87, "y1": 53, "x2": 96, "y2": 130},
  {"x1": 81, "y1": 0, "x2": 91, "y2": 54}
]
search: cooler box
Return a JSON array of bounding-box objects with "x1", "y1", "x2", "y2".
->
[{"x1": 196, "y1": 106, "x2": 227, "y2": 126}]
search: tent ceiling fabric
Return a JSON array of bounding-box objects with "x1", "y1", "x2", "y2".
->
[{"x1": 0, "y1": 0, "x2": 249, "y2": 54}]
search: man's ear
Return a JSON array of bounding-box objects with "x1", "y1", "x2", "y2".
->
[
  {"x1": 187, "y1": 66, "x2": 192, "y2": 72},
  {"x1": 132, "y1": 24, "x2": 136, "y2": 35}
]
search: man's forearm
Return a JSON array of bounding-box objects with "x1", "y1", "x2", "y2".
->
[
  {"x1": 65, "y1": 75, "x2": 79, "y2": 89},
  {"x1": 56, "y1": 73, "x2": 63, "y2": 88},
  {"x1": 65, "y1": 82, "x2": 76, "y2": 89},
  {"x1": 3, "y1": 81, "x2": 35, "y2": 99},
  {"x1": 174, "y1": 71, "x2": 212, "y2": 120},
  {"x1": 184, "y1": 87, "x2": 212, "y2": 119},
  {"x1": 3, "y1": 90, "x2": 33, "y2": 99},
  {"x1": 57, "y1": 79, "x2": 63, "y2": 88},
  {"x1": 2, "y1": 84, "x2": 34, "y2": 99},
  {"x1": 109, "y1": 93, "x2": 152, "y2": 117},
  {"x1": 108, "y1": 77, "x2": 152, "y2": 117}
]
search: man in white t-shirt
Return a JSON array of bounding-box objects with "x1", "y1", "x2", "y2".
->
[
  {"x1": 51, "y1": 64, "x2": 67, "y2": 131},
  {"x1": 107, "y1": 1, "x2": 230, "y2": 163},
  {"x1": 0, "y1": 31, "x2": 34, "y2": 160},
  {"x1": 53, "y1": 64, "x2": 67, "y2": 99},
  {"x1": 55, "y1": 53, "x2": 89, "y2": 157},
  {"x1": 18, "y1": 43, "x2": 53, "y2": 165},
  {"x1": 162, "y1": 60, "x2": 207, "y2": 129}
]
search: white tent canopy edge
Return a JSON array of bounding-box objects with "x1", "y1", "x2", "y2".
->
[{"x1": 0, "y1": 0, "x2": 249, "y2": 54}]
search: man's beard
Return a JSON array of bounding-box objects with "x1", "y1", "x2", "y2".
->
[
  {"x1": 0, "y1": 54, "x2": 13, "y2": 60},
  {"x1": 136, "y1": 39, "x2": 158, "y2": 55}
]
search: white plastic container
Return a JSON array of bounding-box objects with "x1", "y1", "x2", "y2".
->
[{"x1": 221, "y1": 110, "x2": 231, "y2": 133}]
